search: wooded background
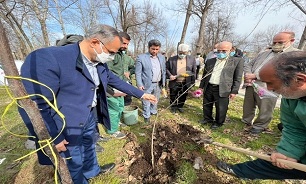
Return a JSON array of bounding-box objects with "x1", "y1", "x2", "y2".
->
[{"x1": 0, "y1": 0, "x2": 305, "y2": 60}]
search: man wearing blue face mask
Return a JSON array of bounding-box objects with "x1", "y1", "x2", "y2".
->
[
  {"x1": 19, "y1": 24, "x2": 157, "y2": 184},
  {"x1": 166, "y1": 43, "x2": 196, "y2": 113},
  {"x1": 199, "y1": 41, "x2": 244, "y2": 129}
]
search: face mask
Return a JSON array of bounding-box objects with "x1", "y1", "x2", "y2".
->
[
  {"x1": 178, "y1": 54, "x2": 186, "y2": 59},
  {"x1": 272, "y1": 43, "x2": 286, "y2": 53},
  {"x1": 93, "y1": 43, "x2": 114, "y2": 63},
  {"x1": 216, "y1": 52, "x2": 227, "y2": 60},
  {"x1": 230, "y1": 51, "x2": 235, "y2": 57}
]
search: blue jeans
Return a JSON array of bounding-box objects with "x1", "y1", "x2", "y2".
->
[
  {"x1": 142, "y1": 83, "x2": 160, "y2": 118},
  {"x1": 61, "y1": 109, "x2": 100, "y2": 184}
]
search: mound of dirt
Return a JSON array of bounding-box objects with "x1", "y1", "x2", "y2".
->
[{"x1": 125, "y1": 121, "x2": 239, "y2": 183}]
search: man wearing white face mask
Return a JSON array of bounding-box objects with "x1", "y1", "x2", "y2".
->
[
  {"x1": 166, "y1": 43, "x2": 196, "y2": 113},
  {"x1": 20, "y1": 24, "x2": 157, "y2": 184},
  {"x1": 242, "y1": 31, "x2": 299, "y2": 134},
  {"x1": 199, "y1": 41, "x2": 244, "y2": 129}
]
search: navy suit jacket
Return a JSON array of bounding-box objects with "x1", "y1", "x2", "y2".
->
[{"x1": 20, "y1": 43, "x2": 143, "y2": 145}]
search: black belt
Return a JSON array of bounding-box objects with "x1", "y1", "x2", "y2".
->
[
  {"x1": 209, "y1": 83, "x2": 219, "y2": 87},
  {"x1": 152, "y1": 81, "x2": 160, "y2": 83}
]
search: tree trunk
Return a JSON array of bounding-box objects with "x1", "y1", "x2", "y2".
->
[
  {"x1": 32, "y1": 0, "x2": 50, "y2": 47},
  {"x1": 0, "y1": 21, "x2": 72, "y2": 184},
  {"x1": 298, "y1": 25, "x2": 306, "y2": 51},
  {"x1": 195, "y1": 4, "x2": 211, "y2": 53},
  {"x1": 53, "y1": 0, "x2": 66, "y2": 37},
  {"x1": 180, "y1": 0, "x2": 193, "y2": 44}
]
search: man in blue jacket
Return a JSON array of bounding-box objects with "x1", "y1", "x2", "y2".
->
[
  {"x1": 217, "y1": 51, "x2": 306, "y2": 180},
  {"x1": 135, "y1": 39, "x2": 166, "y2": 123},
  {"x1": 20, "y1": 24, "x2": 156, "y2": 184}
]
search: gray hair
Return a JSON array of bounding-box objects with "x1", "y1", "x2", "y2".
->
[
  {"x1": 84, "y1": 24, "x2": 122, "y2": 43},
  {"x1": 272, "y1": 51, "x2": 306, "y2": 86}
]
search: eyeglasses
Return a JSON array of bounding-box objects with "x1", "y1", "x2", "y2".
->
[
  {"x1": 272, "y1": 40, "x2": 290, "y2": 45},
  {"x1": 99, "y1": 41, "x2": 117, "y2": 56},
  {"x1": 217, "y1": 50, "x2": 229, "y2": 53}
]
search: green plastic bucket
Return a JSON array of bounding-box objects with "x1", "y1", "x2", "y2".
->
[{"x1": 123, "y1": 105, "x2": 138, "y2": 125}]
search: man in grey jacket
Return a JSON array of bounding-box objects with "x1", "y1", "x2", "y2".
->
[{"x1": 242, "y1": 31, "x2": 299, "y2": 134}]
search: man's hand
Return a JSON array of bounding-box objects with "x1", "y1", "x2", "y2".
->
[
  {"x1": 113, "y1": 92, "x2": 127, "y2": 97},
  {"x1": 138, "y1": 86, "x2": 145, "y2": 90},
  {"x1": 244, "y1": 73, "x2": 256, "y2": 82},
  {"x1": 229, "y1": 94, "x2": 236, "y2": 100},
  {"x1": 55, "y1": 139, "x2": 69, "y2": 152},
  {"x1": 170, "y1": 75, "x2": 176, "y2": 81},
  {"x1": 270, "y1": 152, "x2": 298, "y2": 169},
  {"x1": 141, "y1": 94, "x2": 157, "y2": 103},
  {"x1": 124, "y1": 72, "x2": 130, "y2": 80}
]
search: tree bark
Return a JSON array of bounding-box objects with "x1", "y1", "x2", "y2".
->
[
  {"x1": 0, "y1": 21, "x2": 72, "y2": 184},
  {"x1": 195, "y1": 0, "x2": 213, "y2": 54},
  {"x1": 180, "y1": 0, "x2": 193, "y2": 44},
  {"x1": 298, "y1": 25, "x2": 306, "y2": 51}
]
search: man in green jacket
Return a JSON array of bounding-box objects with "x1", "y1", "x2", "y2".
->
[
  {"x1": 106, "y1": 32, "x2": 134, "y2": 138},
  {"x1": 217, "y1": 51, "x2": 306, "y2": 179}
]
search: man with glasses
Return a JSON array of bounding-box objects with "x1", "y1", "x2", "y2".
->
[
  {"x1": 199, "y1": 41, "x2": 244, "y2": 129},
  {"x1": 242, "y1": 31, "x2": 299, "y2": 134},
  {"x1": 135, "y1": 39, "x2": 166, "y2": 123},
  {"x1": 20, "y1": 24, "x2": 157, "y2": 184}
]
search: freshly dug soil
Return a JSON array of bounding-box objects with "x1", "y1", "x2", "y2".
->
[{"x1": 125, "y1": 121, "x2": 239, "y2": 183}]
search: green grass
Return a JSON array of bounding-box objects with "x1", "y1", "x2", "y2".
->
[
  {"x1": 0, "y1": 85, "x2": 296, "y2": 184},
  {"x1": 175, "y1": 161, "x2": 198, "y2": 184}
]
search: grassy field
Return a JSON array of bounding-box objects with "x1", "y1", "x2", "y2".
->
[{"x1": 0, "y1": 85, "x2": 300, "y2": 184}]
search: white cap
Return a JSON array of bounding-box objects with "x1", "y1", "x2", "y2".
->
[{"x1": 178, "y1": 44, "x2": 189, "y2": 52}]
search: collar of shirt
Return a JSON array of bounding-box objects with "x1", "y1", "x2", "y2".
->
[
  {"x1": 82, "y1": 53, "x2": 99, "y2": 67},
  {"x1": 150, "y1": 54, "x2": 157, "y2": 58}
]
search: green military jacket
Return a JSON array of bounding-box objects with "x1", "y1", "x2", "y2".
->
[
  {"x1": 107, "y1": 52, "x2": 135, "y2": 81},
  {"x1": 106, "y1": 52, "x2": 135, "y2": 96},
  {"x1": 276, "y1": 98, "x2": 306, "y2": 164}
]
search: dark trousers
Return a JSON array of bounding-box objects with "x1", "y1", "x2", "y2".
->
[
  {"x1": 170, "y1": 82, "x2": 188, "y2": 109},
  {"x1": 232, "y1": 159, "x2": 306, "y2": 180},
  {"x1": 196, "y1": 65, "x2": 200, "y2": 79},
  {"x1": 203, "y1": 84, "x2": 229, "y2": 125},
  {"x1": 63, "y1": 109, "x2": 100, "y2": 184}
]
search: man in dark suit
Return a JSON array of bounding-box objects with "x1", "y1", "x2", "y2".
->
[
  {"x1": 199, "y1": 41, "x2": 244, "y2": 129},
  {"x1": 166, "y1": 43, "x2": 196, "y2": 113}
]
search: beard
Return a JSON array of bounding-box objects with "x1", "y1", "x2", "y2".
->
[{"x1": 278, "y1": 86, "x2": 306, "y2": 99}]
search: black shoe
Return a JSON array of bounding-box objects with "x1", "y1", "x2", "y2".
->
[
  {"x1": 98, "y1": 136, "x2": 111, "y2": 142},
  {"x1": 144, "y1": 117, "x2": 150, "y2": 123},
  {"x1": 277, "y1": 123, "x2": 283, "y2": 132},
  {"x1": 170, "y1": 107, "x2": 177, "y2": 113},
  {"x1": 177, "y1": 108, "x2": 184, "y2": 113},
  {"x1": 95, "y1": 144, "x2": 104, "y2": 153},
  {"x1": 216, "y1": 161, "x2": 236, "y2": 176},
  {"x1": 99, "y1": 163, "x2": 115, "y2": 174},
  {"x1": 211, "y1": 123, "x2": 223, "y2": 129},
  {"x1": 199, "y1": 119, "x2": 211, "y2": 125},
  {"x1": 250, "y1": 128, "x2": 263, "y2": 134}
]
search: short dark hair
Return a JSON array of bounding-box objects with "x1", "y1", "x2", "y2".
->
[
  {"x1": 119, "y1": 32, "x2": 131, "y2": 41},
  {"x1": 272, "y1": 51, "x2": 306, "y2": 86},
  {"x1": 148, "y1": 39, "x2": 161, "y2": 48}
]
